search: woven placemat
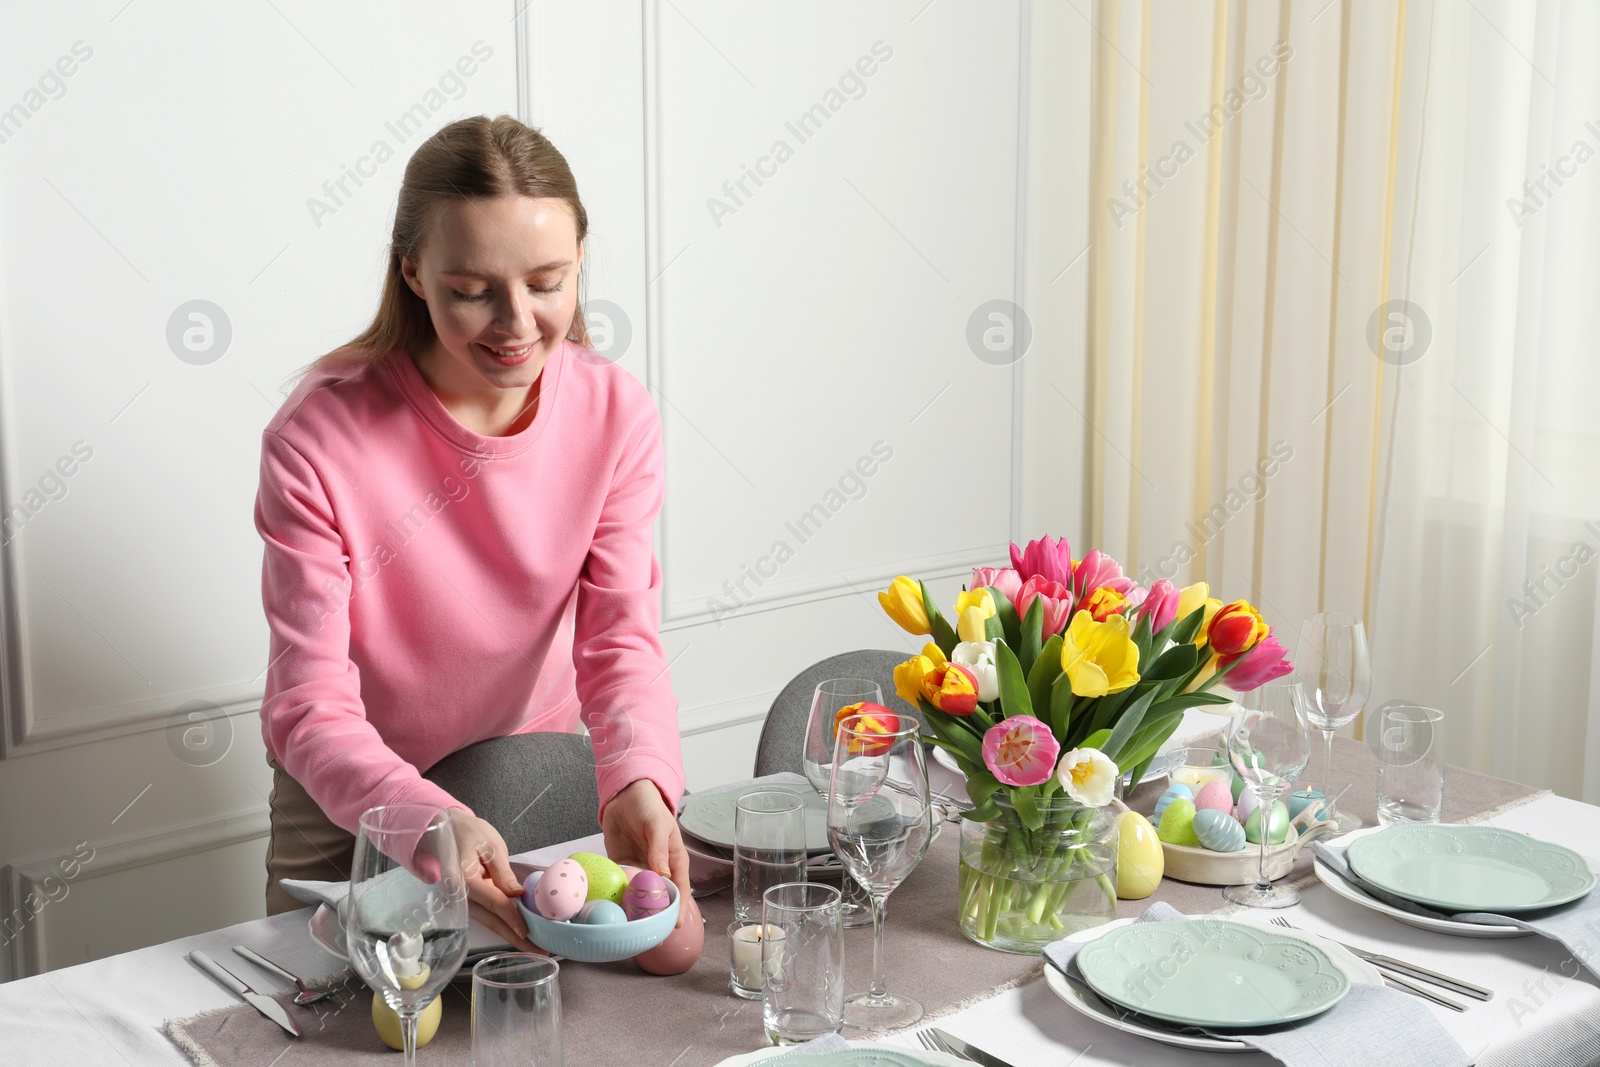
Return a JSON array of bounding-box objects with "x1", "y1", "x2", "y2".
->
[{"x1": 167, "y1": 737, "x2": 1544, "y2": 1066}]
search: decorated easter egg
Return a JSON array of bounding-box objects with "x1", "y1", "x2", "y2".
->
[
  {"x1": 372, "y1": 969, "x2": 442, "y2": 1050},
  {"x1": 577, "y1": 899, "x2": 628, "y2": 925},
  {"x1": 534, "y1": 858, "x2": 588, "y2": 920},
  {"x1": 1192, "y1": 780, "x2": 1233, "y2": 817},
  {"x1": 622, "y1": 869, "x2": 673, "y2": 921},
  {"x1": 1234, "y1": 776, "x2": 1283, "y2": 824},
  {"x1": 1151, "y1": 783, "x2": 1194, "y2": 828},
  {"x1": 1245, "y1": 801, "x2": 1290, "y2": 845},
  {"x1": 570, "y1": 852, "x2": 630, "y2": 905},
  {"x1": 1193, "y1": 808, "x2": 1247, "y2": 852},
  {"x1": 635, "y1": 894, "x2": 705, "y2": 976},
  {"x1": 1156, "y1": 797, "x2": 1199, "y2": 846},
  {"x1": 519, "y1": 871, "x2": 543, "y2": 914},
  {"x1": 1114, "y1": 811, "x2": 1163, "y2": 899},
  {"x1": 1288, "y1": 790, "x2": 1326, "y2": 822}
]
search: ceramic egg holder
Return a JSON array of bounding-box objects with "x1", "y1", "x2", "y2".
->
[{"x1": 1115, "y1": 797, "x2": 1337, "y2": 886}]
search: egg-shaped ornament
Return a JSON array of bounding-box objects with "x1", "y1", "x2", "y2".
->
[
  {"x1": 569, "y1": 851, "x2": 630, "y2": 905},
  {"x1": 1114, "y1": 811, "x2": 1163, "y2": 899},
  {"x1": 576, "y1": 900, "x2": 628, "y2": 925},
  {"x1": 635, "y1": 894, "x2": 704, "y2": 976},
  {"x1": 1193, "y1": 808, "x2": 1247, "y2": 852},
  {"x1": 1192, "y1": 780, "x2": 1233, "y2": 817},
  {"x1": 1156, "y1": 798, "x2": 1199, "y2": 846},
  {"x1": 622, "y1": 869, "x2": 673, "y2": 922},
  {"x1": 1152, "y1": 783, "x2": 1194, "y2": 828},
  {"x1": 1245, "y1": 801, "x2": 1291, "y2": 845},
  {"x1": 534, "y1": 858, "x2": 588, "y2": 920},
  {"x1": 519, "y1": 871, "x2": 543, "y2": 913},
  {"x1": 1234, "y1": 776, "x2": 1283, "y2": 824}
]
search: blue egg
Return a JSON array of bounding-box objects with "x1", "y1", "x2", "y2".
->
[
  {"x1": 1152, "y1": 783, "x2": 1195, "y2": 828},
  {"x1": 1193, "y1": 808, "x2": 1247, "y2": 852},
  {"x1": 576, "y1": 900, "x2": 628, "y2": 926}
]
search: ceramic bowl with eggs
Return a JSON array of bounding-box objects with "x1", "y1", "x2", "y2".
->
[
  {"x1": 514, "y1": 857, "x2": 682, "y2": 963},
  {"x1": 1125, "y1": 778, "x2": 1338, "y2": 886}
]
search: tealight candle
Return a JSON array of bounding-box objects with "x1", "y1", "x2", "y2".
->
[{"x1": 727, "y1": 922, "x2": 782, "y2": 999}]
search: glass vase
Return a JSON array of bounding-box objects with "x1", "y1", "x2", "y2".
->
[{"x1": 957, "y1": 794, "x2": 1118, "y2": 954}]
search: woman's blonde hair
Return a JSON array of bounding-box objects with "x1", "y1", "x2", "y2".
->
[{"x1": 318, "y1": 115, "x2": 589, "y2": 367}]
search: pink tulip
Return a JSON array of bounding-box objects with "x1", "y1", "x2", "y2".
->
[
  {"x1": 1140, "y1": 579, "x2": 1179, "y2": 632},
  {"x1": 982, "y1": 715, "x2": 1061, "y2": 787},
  {"x1": 971, "y1": 566, "x2": 1024, "y2": 609},
  {"x1": 1010, "y1": 536, "x2": 1074, "y2": 587},
  {"x1": 1016, "y1": 576, "x2": 1073, "y2": 636},
  {"x1": 1219, "y1": 630, "x2": 1293, "y2": 692},
  {"x1": 1071, "y1": 549, "x2": 1131, "y2": 602}
]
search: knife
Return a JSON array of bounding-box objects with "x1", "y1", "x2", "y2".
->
[
  {"x1": 932, "y1": 1027, "x2": 1017, "y2": 1067},
  {"x1": 188, "y1": 951, "x2": 302, "y2": 1037}
]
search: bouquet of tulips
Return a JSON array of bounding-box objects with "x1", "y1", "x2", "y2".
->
[{"x1": 879, "y1": 535, "x2": 1294, "y2": 943}]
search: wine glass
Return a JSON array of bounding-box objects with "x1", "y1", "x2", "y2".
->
[
  {"x1": 1223, "y1": 679, "x2": 1312, "y2": 909},
  {"x1": 828, "y1": 713, "x2": 933, "y2": 1030},
  {"x1": 1294, "y1": 613, "x2": 1371, "y2": 829},
  {"x1": 803, "y1": 678, "x2": 883, "y2": 928},
  {"x1": 348, "y1": 804, "x2": 471, "y2": 1065}
]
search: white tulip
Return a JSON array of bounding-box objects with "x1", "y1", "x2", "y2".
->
[
  {"x1": 1057, "y1": 747, "x2": 1119, "y2": 807},
  {"x1": 950, "y1": 641, "x2": 1000, "y2": 702}
]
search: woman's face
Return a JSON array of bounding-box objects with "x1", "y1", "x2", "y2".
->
[{"x1": 401, "y1": 195, "x2": 583, "y2": 395}]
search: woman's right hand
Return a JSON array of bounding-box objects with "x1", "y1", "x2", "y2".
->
[{"x1": 447, "y1": 807, "x2": 542, "y2": 955}]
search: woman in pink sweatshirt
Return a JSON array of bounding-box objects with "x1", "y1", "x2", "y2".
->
[{"x1": 255, "y1": 115, "x2": 689, "y2": 950}]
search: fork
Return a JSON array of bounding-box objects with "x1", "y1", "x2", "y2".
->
[
  {"x1": 232, "y1": 946, "x2": 339, "y2": 1006},
  {"x1": 915, "y1": 1029, "x2": 955, "y2": 1057},
  {"x1": 1266, "y1": 918, "x2": 1474, "y2": 1010}
]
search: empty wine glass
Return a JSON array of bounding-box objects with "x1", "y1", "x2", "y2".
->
[
  {"x1": 348, "y1": 804, "x2": 470, "y2": 1065},
  {"x1": 803, "y1": 678, "x2": 882, "y2": 928},
  {"x1": 1223, "y1": 679, "x2": 1312, "y2": 909},
  {"x1": 1295, "y1": 613, "x2": 1371, "y2": 829},
  {"x1": 828, "y1": 713, "x2": 933, "y2": 1030}
]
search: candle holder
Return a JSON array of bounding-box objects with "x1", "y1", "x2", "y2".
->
[{"x1": 726, "y1": 921, "x2": 781, "y2": 1000}]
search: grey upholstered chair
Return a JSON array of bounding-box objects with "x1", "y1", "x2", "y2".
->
[
  {"x1": 753, "y1": 649, "x2": 926, "y2": 776},
  {"x1": 424, "y1": 732, "x2": 603, "y2": 855}
]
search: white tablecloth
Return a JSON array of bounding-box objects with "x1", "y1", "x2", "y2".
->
[{"x1": 3, "y1": 713, "x2": 1597, "y2": 1066}]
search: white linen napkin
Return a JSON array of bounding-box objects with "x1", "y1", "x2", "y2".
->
[
  {"x1": 1042, "y1": 902, "x2": 1472, "y2": 1067},
  {"x1": 775, "y1": 1032, "x2": 851, "y2": 1056}
]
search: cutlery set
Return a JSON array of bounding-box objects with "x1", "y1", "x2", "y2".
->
[
  {"x1": 1267, "y1": 916, "x2": 1490, "y2": 1012},
  {"x1": 186, "y1": 945, "x2": 352, "y2": 1038}
]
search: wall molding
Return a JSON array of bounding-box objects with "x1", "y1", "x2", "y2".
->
[
  {"x1": 2, "y1": 804, "x2": 270, "y2": 981},
  {"x1": 3, "y1": 685, "x2": 263, "y2": 760}
]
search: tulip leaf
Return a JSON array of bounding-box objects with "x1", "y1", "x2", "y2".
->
[
  {"x1": 965, "y1": 769, "x2": 1005, "y2": 809},
  {"x1": 1101, "y1": 688, "x2": 1158, "y2": 763},
  {"x1": 1126, "y1": 754, "x2": 1155, "y2": 792},
  {"x1": 1114, "y1": 708, "x2": 1188, "y2": 772},
  {"x1": 1077, "y1": 687, "x2": 1134, "y2": 744},
  {"x1": 1019, "y1": 597, "x2": 1044, "y2": 677},
  {"x1": 1011, "y1": 785, "x2": 1044, "y2": 831},
  {"x1": 1077, "y1": 727, "x2": 1112, "y2": 750},
  {"x1": 1168, "y1": 606, "x2": 1206, "y2": 646},
  {"x1": 1049, "y1": 672, "x2": 1075, "y2": 737},
  {"x1": 993, "y1": 640, "x2": 1033, "y2": 720},
  {"x1": 921, "y1": 709, "x2": 985, "y2": 768},
  {"x1": 1029, "y1": 634, "x2": 1063, "y2": 720},
  {"x1": 983, "y1": 587, "x2": 1022, "y2": 649},
  {"x1": 961, "y1": 798, "x2": 1003, "y2": 822},
  {"x1": 921, "y1": 580, "x2": 958, "y2": 658},
  {"x1": 1130, "y1": 610, "x2": 1153, "y2": 661},
  {"x1": 984, "y1": 611, "x2": 1007, "y2": 644},
  {"x1": 1144, "y1": 643, "x2": 1200, "y2": 682}
]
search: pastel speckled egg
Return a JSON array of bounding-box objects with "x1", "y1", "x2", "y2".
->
[
  {"x1": 1156, "y1": 797, "x2": 1199, "y2": 846},
  {"x1": 1192, "y1": 780, "x2": 1233, "y2": 817},
  {"x1": 534, "y1": 858, "x2": 588, "y2": 920},
  {"x1": 1245, "y1": 801, "x2": 1291, "y2": 845},
  {"x1": 577, "y1": 900, "x2": 628, "y2": 925},
  {"x1": 1114, "y1": 811, "x2": 1164, "y2": 899},
  {"x1": 622, "y1": 869, "x2": 673, "y2": 922},
  {"x1": 1151, "y1": 783, "x2": 1194, "y2": 828},
  {"x1": 1193, "y1": 808, "x2": 1247, "y2": 852},
  {"x1": 1234, "y1": 777, "x2": 1283, "y2": 825},
  {"x1": 519, "y1": 871, "x2": 543, "y2": 913}
]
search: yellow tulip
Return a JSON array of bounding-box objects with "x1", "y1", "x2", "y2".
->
[
  {"x1": 893, "y1": 653, "x2": 935, "y2": 707},
  {"x1": 1175, "y1": 582, "x2": 1210, "y2": 621},
  {"x1": 1193, "y1": 598, "x2": 1224, "y2": 646},
  {"x1": 921, "y1": 641, "x2": 947, "y2": 666},
  {"x1": 1060, "y1": 610, "x2": 1141, "y2": 697},
  {"x1": 1183, "y1": 653, "x2": 1222, "y2": 693},
  {"x1": 878, "y1": 576, "x2": 931, "y2": 635},
  {"x1": 955, "y1": 589, "x2": 997, "y2": 644}
]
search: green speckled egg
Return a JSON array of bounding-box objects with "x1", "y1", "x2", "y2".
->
[
  {"x1": 1244, "y1": 801, "x2": 1290, "y2": 845},
  {"x1": 1156, "y1": 797, "x2": 1199, "y2": 846}
]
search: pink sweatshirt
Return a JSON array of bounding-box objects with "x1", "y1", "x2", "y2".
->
[{"x1": 254, "y1": 340, "x2": 684, "y2": 835}]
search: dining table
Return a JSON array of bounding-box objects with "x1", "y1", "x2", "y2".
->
[{"x1": 3, "y1": 708, "x2": 1598, "y2": 1066}]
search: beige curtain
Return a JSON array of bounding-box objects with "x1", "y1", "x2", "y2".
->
[{"x1": 1082, "y1": 0, "x2": 1600, "y2": 800}]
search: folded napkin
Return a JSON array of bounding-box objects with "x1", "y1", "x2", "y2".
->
[
  {"x1": 1042, "y1": 902, "x2": 1471, "y2": 1067},
  {"x1": 775, "y1": 1032, "x2": 851, "y2": 1057},
  {"x1": 279, "y1": 876, "x2": 350, "y2": 911},
  {"x1": 1313, "y1": 840, "x2": 1600, "y2": 979}
]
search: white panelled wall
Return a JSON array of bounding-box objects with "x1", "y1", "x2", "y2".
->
[{"x1": 0, "y1": 0, "x2": 1088, "y2": 979}]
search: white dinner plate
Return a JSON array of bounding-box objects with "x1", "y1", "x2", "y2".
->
[
  {"x1": 1043, "y1": 916, "x2": 1382, "y2": 1053},
  {"x1": 1308, "y1": 825, "x2": 1600, "y2": 938},
  {"x1": 931, "y1": 745, "x2": 963, "y2": 776},
  {"x1": 714, "y1": 1040, "x2": 964, "y2": 1066}
]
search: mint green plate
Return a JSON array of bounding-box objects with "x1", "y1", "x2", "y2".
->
[
  {"x1": 1076, "y1": 919, "x2": 1350, "y2": 1029},
  {"x1": 1346, "y1": 825, "x2": 1596, "y2": 913}
]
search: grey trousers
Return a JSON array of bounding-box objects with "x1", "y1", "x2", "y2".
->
[{"x1": 263, "y1": 750, "x2": 356, "y2": 916}]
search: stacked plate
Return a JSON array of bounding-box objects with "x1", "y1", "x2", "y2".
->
[
  {"x1": 1313, "y1": 824, "x2": 1598, "y2": 937},
  {"x1": 1048, "y1": 917, "x2": 1381, "y2": 1052},
  {"x1": 677, "y1": 781, "x2": 846, "y2": 875}
]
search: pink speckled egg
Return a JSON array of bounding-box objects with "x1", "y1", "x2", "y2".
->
[
  {"x1": 1193, "y1": 780, "x2": 1234, "y2": 817},
  {"x1": 534, "y1": 858, "x2": 588, "y2": 920},
  {"x1": 622, "y1": 869, "x2": 672, "y2": 922}
]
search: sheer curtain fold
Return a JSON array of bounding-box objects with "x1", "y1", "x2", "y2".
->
[{"x1": 1085, "y1": 0, "x2": 1600, "y2": 799}]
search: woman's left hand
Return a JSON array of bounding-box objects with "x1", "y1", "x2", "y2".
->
[{"x1": 601, "y1": 778, "x2": 692, "y2": 927}]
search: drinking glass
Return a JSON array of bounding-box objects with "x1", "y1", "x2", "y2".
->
[
  {"x1": 1375, "y1": 703, "x2": 1445, "y2": 824},
  {"x1": 734, "y1": 790, "x2": 807, "y2": 923},
  {"x1": 761, "y1": 882, "x2": 844, "y2": 1045},
  {"x1": 1295, "y1": 613, "x2": 1371, "y2": 828},
  {"x1": 828, "y1": 714, "x2": 933, "y2": 1030},
  {"x1": 471, "y1": 953, "x2": 562, "y2": 1067},
  {"x1": 803, "y1": 678, "x2": 883, "y2": 927},
  {"x1": 1222, "y1": 680, "x2": 1312, "y2": 909},
  {"x1": 348, "y1": 804, "x2": 471, "y2": 1066}
]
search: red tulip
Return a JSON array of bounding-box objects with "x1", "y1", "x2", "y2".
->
[
  {"x1": 921, "y1": 661, "x2": 980, "y2": 716},
  {"x1": 1208, "y1": 601, "x2": 1269, "y2": 656}
]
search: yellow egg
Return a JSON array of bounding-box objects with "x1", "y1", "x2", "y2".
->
[
  {"x1": 372, "y1": 965, "x2": 443, "y2": 1050},
  {"x1": 1114, "y1": 810, "x2": 1163, "y2": 899}
]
